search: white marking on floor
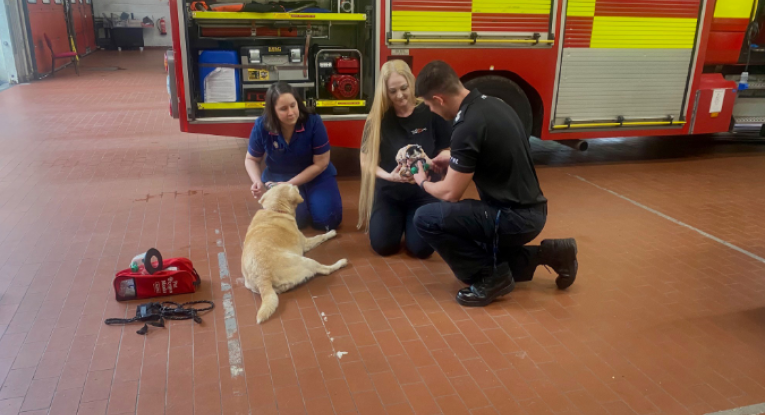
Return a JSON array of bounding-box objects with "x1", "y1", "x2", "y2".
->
[
  {"x1": 572, "y1": 175, "x2": 765, "y2": 265},
  {"x1": 218, "y1": 252, "x2": 244, "y2": 377},
  {"x1": 314, "y1": 304, "x2": 345, "y2": 360},
  {"x1": 705, "y1": 402, "x2": 765, "y2": 415}
]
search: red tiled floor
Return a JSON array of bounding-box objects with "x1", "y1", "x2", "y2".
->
[{"x1": 2, "y1": 49, "x2": 765, "y2": 414}]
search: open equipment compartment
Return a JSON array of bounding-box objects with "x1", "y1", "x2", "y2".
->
[{"x1": 182, "y1": 0, "x2": 375, "y2": 121}]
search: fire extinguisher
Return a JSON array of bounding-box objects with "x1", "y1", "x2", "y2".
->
[{"x1": 158, "y1": 17, "x2": 167, "y2": 36}]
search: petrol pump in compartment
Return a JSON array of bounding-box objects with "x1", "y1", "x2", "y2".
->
[{"x1": 314, "y1": 47, "x2": 362, "y2": 101}]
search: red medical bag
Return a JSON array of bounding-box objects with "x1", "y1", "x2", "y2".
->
[{"x1": 113, "y1": 249, "x2": 201, "y2": 302}]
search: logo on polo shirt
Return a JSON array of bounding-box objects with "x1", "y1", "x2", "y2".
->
[
  {"x1": 451, "y1": 157, "x2": 459, "y2": 165},
  {"x1": 410, "y1": 127, "x2": 428, "y2": 135}
]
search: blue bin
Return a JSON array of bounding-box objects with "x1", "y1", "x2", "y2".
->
[{"x1": 199, "y1": 50, "x2": 241, "y2": 102}]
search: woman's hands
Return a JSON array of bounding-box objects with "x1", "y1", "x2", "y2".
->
[
  {"x1": 387, "y1": 165, "x2": 415, "y2": 184},
  {"x1": 253, "y1": 181, "x2": 288, "y2": 199},
  {"x1": 251, "y1": 181, "x2": 267, "y2": 199}
]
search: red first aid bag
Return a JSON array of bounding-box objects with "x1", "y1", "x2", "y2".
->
[{"x1": 113, "y1": 251, "x2": 201, "y2": 302}]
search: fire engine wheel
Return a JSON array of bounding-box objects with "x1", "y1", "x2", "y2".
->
[{"x1": 463, "y1": 76, "x2": 533, "y2": 139}]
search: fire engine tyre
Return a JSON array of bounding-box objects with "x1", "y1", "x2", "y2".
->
[{"x1": 463, "y1": 76, "x2": 533, "y2": 139}]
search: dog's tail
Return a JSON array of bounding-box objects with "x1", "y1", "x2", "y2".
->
[{"x1": 256, "y1": 283, "x2": 279, "y2": 324}]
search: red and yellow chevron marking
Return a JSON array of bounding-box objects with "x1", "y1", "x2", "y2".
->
[
  {"x1": 390, "y1": 0, "x2": 552, "y2": 33},
  {"x1": 564, "y1": 0, "x2": 701, "y2": 48}
]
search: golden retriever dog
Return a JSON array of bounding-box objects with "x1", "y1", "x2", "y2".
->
[{"x1": 241, "y1": 183, "x2": 348, "y2": 323}]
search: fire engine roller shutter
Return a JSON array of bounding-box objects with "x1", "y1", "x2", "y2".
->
[
  {"x1": 552, "y1": 0, "x2": 703, "y2": 127},
  {"x1": 389, "y1": 0, "x2": 553, "y2": 36}
]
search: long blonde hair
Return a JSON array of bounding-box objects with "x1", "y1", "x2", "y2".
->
[{"x1": 357, "y1": 60, "x2": 419, "y2": 231}]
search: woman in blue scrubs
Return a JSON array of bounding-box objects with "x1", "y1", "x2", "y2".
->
[{"x1": 245, "y1": 82, "x2": 343, "y2": 230}]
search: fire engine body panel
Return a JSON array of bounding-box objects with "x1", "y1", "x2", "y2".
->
[{"x1": 167, "y1": 0, "x2": 764, "y2": 148}]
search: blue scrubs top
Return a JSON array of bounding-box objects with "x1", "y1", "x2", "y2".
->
[{"x1": 248, "y1": 113, "x2": 337, "y2": 183}]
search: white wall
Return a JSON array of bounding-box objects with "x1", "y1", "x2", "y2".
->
[{"x1": 93, "y1": 0, "x2": 173, "y2": 47}]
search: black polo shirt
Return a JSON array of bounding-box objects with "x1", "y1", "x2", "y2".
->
[
  {"x1": 449, "y1": 89, "x2": 547, "y2": 208},
  {"x1": 375, "y1": 103, "x2": 452, "y2": 199}
]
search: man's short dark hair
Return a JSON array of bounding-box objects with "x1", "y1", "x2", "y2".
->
[{"x1": 415, "y1": 60, "x2": 462, "y2": 98}]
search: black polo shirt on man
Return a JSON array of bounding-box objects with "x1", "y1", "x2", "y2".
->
[
  {"x1": 448, "y1": 89, "x2": 547, "y2": 208},
  {"x1": 376, "y1": 103, "x2": 452, "y2": 200}
]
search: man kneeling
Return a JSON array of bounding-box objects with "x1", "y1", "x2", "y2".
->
[{"x1": 411, "y1": 60, "x2": 578, "y2": 307}]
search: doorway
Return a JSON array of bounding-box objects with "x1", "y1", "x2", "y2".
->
[{"x1": 0, "y1": 0, "x2": 19, "y2": 88}]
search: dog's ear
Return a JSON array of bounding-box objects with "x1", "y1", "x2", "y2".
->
[
  {"x1": 258, "y1": 187, "x2": 271, "y2": 207},
  {"x1": 290, "y1": 185, "x2": 304, "y2": 205}
]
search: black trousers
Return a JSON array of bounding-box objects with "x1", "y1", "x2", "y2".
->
[
  {"x1": 413, "y1": 200, "x2": 547, "y2": 284},
  {"x1": 370, "y1": 191, "x2": 436, "y2": 259}
]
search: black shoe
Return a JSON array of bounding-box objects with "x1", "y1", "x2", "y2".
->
[
  {"x1": 456, "y1": 264, "x2": 515, "y2": 307},
  {"x1": 540, "y1": 238, "x2": 578, "y2": 290}
]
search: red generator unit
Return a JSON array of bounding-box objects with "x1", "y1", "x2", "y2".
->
[{"x1": 314, "y1": 49, "x2": 362, "y2": 101}]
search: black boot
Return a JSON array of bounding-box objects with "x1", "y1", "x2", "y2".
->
[
  {"x1": 456, "y1": 263, "x2": 515, "y2": 307},
  {"x1": 540, "y1": 238, "x2": 578, "y2": 289}
]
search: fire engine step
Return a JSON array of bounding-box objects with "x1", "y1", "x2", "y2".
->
[{"x1": 732, "y1": 116, "x2": 765, "y2": 135}]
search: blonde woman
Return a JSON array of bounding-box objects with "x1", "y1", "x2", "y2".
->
[{"x1": 358, "y1": 60, "x2": 452, "y2": 258}]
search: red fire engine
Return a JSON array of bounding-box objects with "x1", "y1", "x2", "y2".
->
[{"x1": 166, "y1": 0, "x2": 765, "y2": 149}]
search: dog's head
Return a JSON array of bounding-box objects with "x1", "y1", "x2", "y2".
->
[
  {"x1": 259, "y1": 183, "x2": 303, "y2": 213},
  {"x1": 395, "y1": 144, "x2": 427, "y2": 177}
]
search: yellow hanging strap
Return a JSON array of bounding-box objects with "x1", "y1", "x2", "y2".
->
[{"x1": 69, "y1": 36, "x2": 80, "y2": 62}]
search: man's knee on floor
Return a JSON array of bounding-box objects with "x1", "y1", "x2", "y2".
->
[
  {"x1": 407, "y1": 243, "x2": 433, "y2": 259},
  {"x1": 413, "y1": 203, "x2": 440, "y2": 233}
]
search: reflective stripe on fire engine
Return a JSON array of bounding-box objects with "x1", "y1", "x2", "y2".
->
[
  {"x1": 389, "y1": 0, "x2": 554, "y2": 35},
  {"x1": 387, "y1": 38, "x2": 554, "y2": 43},
  {"x1": 390, "y1": 11, "x2": 472, "y2": 32},
  {"x1": 590, "y1": 16, "x2": 698, "y2": 49},
  {"x1": 566, "y1": 0, "x2": 596, "y2": 17},
  {"x1": 197, "y1": 100, "x2": 366, "y2": 110},
  {"x1": 471, "y1": 0, "x2": 551, "y2": 14},
  {"x1": 191, "y1": 11, "x2": 367, "y2": 21},
  {"x1": 713, "y1": 0, "x2": 755, "y2": 18},
  {"x1": 198, "y1": 102, "x2": 265, "y2": 109},
  {"x1": 315, "y1": 100, "x2": 366, "y2": 107},
  {"x1": 552, "y1": 120, "x2": 686, "y2": 129}
]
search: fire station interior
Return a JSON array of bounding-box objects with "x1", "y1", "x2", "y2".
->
[{"x1": 6, "y1": 0, "x2": 765, "y2": 413}]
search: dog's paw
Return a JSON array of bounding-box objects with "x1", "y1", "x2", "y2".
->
[
  {"x1": 336, "y1": 259, "x2": 349, "y2": 268},
  {"x1": 325, "y1": 230, "x2": 337, "y2": 239}
]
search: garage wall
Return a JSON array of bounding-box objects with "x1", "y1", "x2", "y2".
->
[
  {"x1": 0, "y1": 0, "x2": 13, "y2": 83},
  {"x1": 92, "y1": 0, "x2": 172, "y2": 47},
  {"x1": 25, "y1": 1, "x2": 71, "y2": 75}
]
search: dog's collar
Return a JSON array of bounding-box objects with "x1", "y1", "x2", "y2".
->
[{"x1": 265, "y1": 207, "x2": 291, "y2": 214}]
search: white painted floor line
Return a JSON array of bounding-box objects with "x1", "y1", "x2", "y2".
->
[
  {"x1": 218, "y1": 251, "x2": 244, "y2": 377},
  {"x1": 571, "y1": 174, "x2": 765, "y2": 265},
  {"x1": 704, "y1": 402, "x2": 765, "y2": 415}
]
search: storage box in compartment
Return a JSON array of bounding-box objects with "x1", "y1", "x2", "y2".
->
[{"x1": 199, "y1": 50, "x2": 242, "y2": 103}]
